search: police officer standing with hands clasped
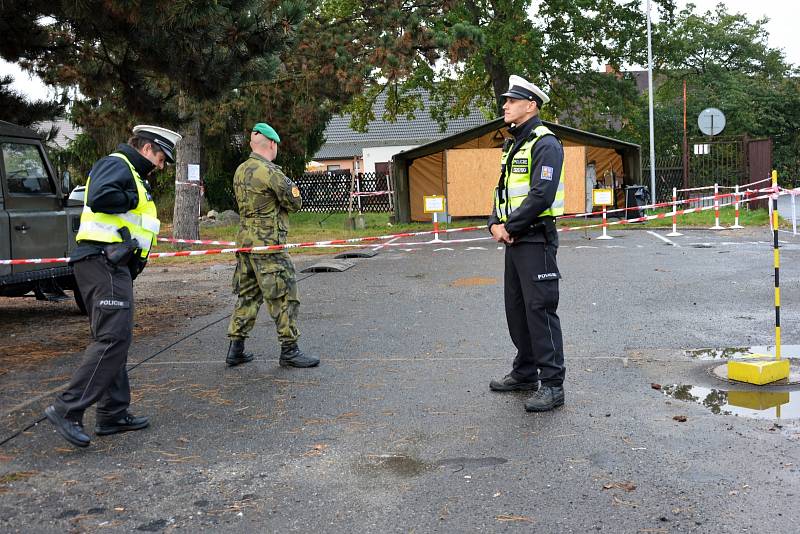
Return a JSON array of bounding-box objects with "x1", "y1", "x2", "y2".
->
[
  {"x1": 45, "y1": 125, "x2": 182, "y2": 448},
  {"x1": 488, "y1": 75, "x2": 566, "y2": 412},
  {"x1": 224, "y1": 122, "x2": 318, "y2": 369}
]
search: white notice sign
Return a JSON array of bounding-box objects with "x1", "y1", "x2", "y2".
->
[
  {"x1": 423, "y1": 195, "x2": 446, "y2": 213},
  {"x1": 592, "y1": 189, "x2": 613, "y2": 206},
  {"x1": 187, "y1": 163, "x2": 201, "y2": 181}
]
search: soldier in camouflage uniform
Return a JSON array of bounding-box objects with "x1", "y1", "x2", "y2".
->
[{"x1": 225, "y1": 122, "x2": 319, "y2": 368}]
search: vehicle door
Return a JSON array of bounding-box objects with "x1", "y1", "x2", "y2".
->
[
  {"x1": 0, "y1": 176, "x2": 9, "y2": 277},
  {"x1": 0, "y1": 138, "x2": 68, "y2": 274}
]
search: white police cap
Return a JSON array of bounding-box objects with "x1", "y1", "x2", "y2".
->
[
  {"x1": 132, "y1": 125, "x2": 182, "y2": 164},
  {"x1": 501, "y1": 75, "x2": 550, "y2": 106}
]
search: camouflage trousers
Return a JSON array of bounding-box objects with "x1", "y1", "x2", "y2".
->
[{"x1": 227, "y1": 252, "x2": 300, "y2": 346}]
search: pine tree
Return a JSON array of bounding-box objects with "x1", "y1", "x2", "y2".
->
[{"x1": 21, "y1": 0, "x2": 306, "y2": 239}]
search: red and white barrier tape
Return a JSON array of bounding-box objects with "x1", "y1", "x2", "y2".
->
[
  {"x1": 0, "y1": 188, "x2": 788, "y2": 266},
  {"x1": 157, "y1": 237, "x2": 237, "y2": 246},
  {"x1": 719, "y1": 177, "x2": 771, "y2": 190},
  {"x1": 678, "y1": 177, "x2": 772, "y2": 193},
  {"x1": 560, "y1": 190, "x2": 739, "y2": 219},
  {"x1": 560, "y1": 191, "x2": 775, "y2": 233},
  {"x1": 0, "y1": 225, "x2": 486, "y2": 265}
]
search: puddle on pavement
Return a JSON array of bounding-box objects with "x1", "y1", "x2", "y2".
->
[
  {"x1": 355, "y1": 454, "x2": 508, "y2": 477},
  {"x1": 451, "y1": 277, "x2": 498, "y2": 287},
  {"x1": 356, "y1": 454, "x2": 430, "y2": 477},
  {"x1": 687, "y1": 346, "x2": 800, "y2": 360},
  {"x1": 662, "y1": 384, "x2": 800, "y2": 420}
]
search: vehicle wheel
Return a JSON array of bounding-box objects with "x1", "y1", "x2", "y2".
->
[{"x1": 73, "y1": 286, "x2": 88, "y2": 315}]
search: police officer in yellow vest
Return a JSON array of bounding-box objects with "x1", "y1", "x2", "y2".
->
[
  {"x1": 45, "y1": 125, "x2": 181, "y2": 448},
  {"x1": 488, "y1": 75, "x2": 566, "y2": 412}
]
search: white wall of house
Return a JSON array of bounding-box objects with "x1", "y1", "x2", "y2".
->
[{"x1": 363, "y1": 145, "x2": 419, "y2": 173}]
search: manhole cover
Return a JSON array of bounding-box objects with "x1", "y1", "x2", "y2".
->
[
  {"x1": 334, "y1": 249, "x2": 378, "y2": 259},
  {"x1": 300, "y1": 259, "x2": 356, "y2": 273}
]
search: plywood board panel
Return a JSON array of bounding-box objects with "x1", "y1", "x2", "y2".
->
[
  {"x1": 445, "y1": 148, "x2": 503, "y2": 217},
  {"x1": 564, "y1": 145, "x2": 586, "y2": 214},
  {"x1": 409, "y1": 153, "x2": 445, "y2": 221}
]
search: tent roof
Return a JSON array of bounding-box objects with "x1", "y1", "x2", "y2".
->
[{"x1": 393, "y1": 117, "x2": 640, "y2": 162}]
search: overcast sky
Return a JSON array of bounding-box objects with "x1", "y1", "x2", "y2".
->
[{"x1": 2, "y1": 1, "x2": 797, "y2": 102}]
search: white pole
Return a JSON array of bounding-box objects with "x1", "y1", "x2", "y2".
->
[
  {"x1": 667, "y1": 186, "x2": 682, "y2": 236},
  {"x1": 596, "y1": 204, "x2": 613, "y2": 240},
  {"x1": 792, "y1": 193, "x2": 797, "y2": 236},
  {"x1": 730, "y1": 184, "x2": 744, "y2": 229},
  {"x1": 646, "y1": 0, "x2": 657, "y2": 207},
  {"x1": 710, "y1": 182, "x2": 724, "y2": 229},
  {"x1": 433, "y1": 211, "x2": 440, "y2": 242}
]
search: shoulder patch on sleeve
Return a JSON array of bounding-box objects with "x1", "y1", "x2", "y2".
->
[
  {"x1": 291, "y1": 186, "x2": 300, "y2": 198},
  {"x1": 541, "y1": 166, "x2": 554, "y2": 181}
]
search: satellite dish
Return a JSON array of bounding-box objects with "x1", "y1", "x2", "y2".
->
[{"x1": 698, "y1": 108, "x2": 726, "y2": 136}]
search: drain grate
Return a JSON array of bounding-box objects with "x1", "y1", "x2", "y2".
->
[
  {"x1": 335, "y1": 249, "x2": 378, "y2": 259},
  {"x1": 300, "y1": 259, "x2": 356, "y2": 273}
]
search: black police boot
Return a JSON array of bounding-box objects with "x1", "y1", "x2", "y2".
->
[
  {"x1": 489, "y1": 374, "x2": 539, "y2": 392},
  {"x1": 279, "y1": 343, "x2": 319, "y2": 368},
  {"x1": 95, "y1": 412, "x2": 150, "y2": 436},
  {"x1": 226, "y1": 339, "x2": 254, "y2": 367},
  {"x1": 524, "y1": 385, "x2": 565, "y2": 412},
  {"x1": 44, "y1": 405, "x2": 90, "y2": 448}
]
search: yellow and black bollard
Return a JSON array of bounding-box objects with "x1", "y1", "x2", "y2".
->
[{"x1": 728, "y1": 170, "x2": 791, "y2": 384}]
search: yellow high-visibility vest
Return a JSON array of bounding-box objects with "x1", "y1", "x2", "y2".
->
[
  {"x1": 75, "y1": 153, "x2": 160, "y2": 259},
  {"x1": 494, "y1": 125, "x2": 565, "y2": 222}
]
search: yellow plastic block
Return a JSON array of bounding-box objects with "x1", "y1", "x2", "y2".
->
[
  {"x1": 727, "y1": 390, "x2": 790, "y2": 410},
  {"x1": 727, "y1": 358, "x2": 790, "y2": 385}
]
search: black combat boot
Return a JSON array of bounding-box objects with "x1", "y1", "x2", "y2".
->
[
  {"x1": 226, "y1": 339, "x2": 254, "y2": 367},
  {"x1": 279, "y1": 343, "x2": 319, "y2": 368},
  {"x1": 45, "y1": 406, "x2": 90, "y2": 448},
  {"x1": 524, "y1": 385, "x2": 565, "y2": 412},
  {"x1": 489, "y1": 374, "x2": 539, "y2": 392}
]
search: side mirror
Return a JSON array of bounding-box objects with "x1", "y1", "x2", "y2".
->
[{"x1": 62, "y1": 170, "x2": 71, "y2": 194}]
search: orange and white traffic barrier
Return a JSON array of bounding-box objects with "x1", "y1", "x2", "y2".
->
[
  {"x1": 560, "y1": 190, "x2": 775, "y2": 234},
  {"x1": 729, "y1": 185, "x2": 744, "y2": 229},
  {"x1": 666, "y1": 187, "x2": 682, "y2": 237},
  {"x1": 595, "y1": 204, "x2": 613, "y2": 240},
  {"x1": 710, "y1": 183, "x2": 724, "y2": 230}
]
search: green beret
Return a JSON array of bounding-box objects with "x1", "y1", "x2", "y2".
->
[{"x1": 252, "y1": 122, "x2": 281, "y2": 143}]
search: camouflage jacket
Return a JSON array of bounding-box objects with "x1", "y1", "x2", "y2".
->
[{"x1": 233, "y1": 153, "x2": 302, "y2": 250}]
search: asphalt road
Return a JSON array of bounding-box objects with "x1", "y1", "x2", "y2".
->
[{"x1": 2, "y1": 226, "x2": 800, "y2": 533}]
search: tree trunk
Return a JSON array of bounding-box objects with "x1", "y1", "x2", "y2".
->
[
  {"x1": 172, "y1": 115, "x2": 202, "y2": 240},
  {"x1": 484, "y1": 52, "x2": 509, "y2": 116}
]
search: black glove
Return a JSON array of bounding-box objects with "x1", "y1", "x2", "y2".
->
[
  {"x1": 129, "y1": 256, "x2": 146, "y2": 281},
  {"x1": 103, "y1": 227, "x2": 137, "y2": 267}
]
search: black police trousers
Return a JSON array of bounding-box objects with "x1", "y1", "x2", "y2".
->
[
  {"x1": 504, "y1": 242, "x2": 565, "y2": 386},
  {"x1": 54, "y1": 254, "x2": 134, "y2": 423}
]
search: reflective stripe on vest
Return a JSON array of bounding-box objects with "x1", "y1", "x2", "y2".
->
[
  {"x1": 75, "y1": 153, "x2": 160, "y2": 258},
  {"x1": 494, "y1": 125, "x2": 565, "y2": 222}
]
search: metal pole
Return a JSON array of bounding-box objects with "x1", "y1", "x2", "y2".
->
[
  {"x1": 730, "y1": 184, "x2": 744, "y2": 229},
  {"x1": 667, "y1": 186, "x2": 682, "y2": 236},
  {"x1": 683, "y1": 79, "x2": 688, "y2": 190},
  {"x1": 597, "y1": 204, "x2": 613, "y2": 240},
  {"x1": 771, "y1": 170, "x2": 781, "y2": 361},
  {"x1": 646, "y1": 0, "x2": 657, "y2": 206},
  {"x1": 710, "y1": 183, "x2": 723, "y2": 230}
]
